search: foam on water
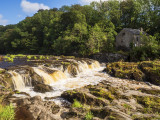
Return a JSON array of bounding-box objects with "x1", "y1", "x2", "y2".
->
[{"x1": 16, "y1": 66, "x2": 105, "y2": 99}]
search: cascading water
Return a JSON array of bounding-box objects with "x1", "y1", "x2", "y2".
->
[
  {"x1": 11, "y1": 60, "x2": 105, "y2": 99},
  {"x1": 88, "y1": 61, "x2": 100, "y2": 69},
  {"x1": 9, "y1": 71, "x2": 31, "y2": 91},
  {"x1": 33, "y1": 67, "x2": 68, "y2": 84}
]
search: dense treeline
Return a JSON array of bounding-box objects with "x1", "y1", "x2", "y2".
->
[{"x1": 0, "y1": 0, "x2": 159, "y2": 57}]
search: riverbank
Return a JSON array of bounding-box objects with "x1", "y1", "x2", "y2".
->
[{"x1": 0, "y1": 55, "x2": 160, "y2": 120}]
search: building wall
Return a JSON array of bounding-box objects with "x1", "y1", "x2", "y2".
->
[
  {"x1": 116, "y1": 29, "x2": 134, "y2": 51},
  {"x1": 133, "y1": 35, "x2": 141, "y2": 47}
]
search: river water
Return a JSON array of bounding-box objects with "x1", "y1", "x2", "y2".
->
[{"x1": 10, "y1": 61, "x2": 106, "y2": 100}]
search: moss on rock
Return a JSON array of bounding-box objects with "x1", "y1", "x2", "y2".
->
[
  {"x1": 106, "y1": 60, "x2": 160, "y2": 85},
  {"x1": 135, "y1": 96, "x2": 160, "y2": 113}
]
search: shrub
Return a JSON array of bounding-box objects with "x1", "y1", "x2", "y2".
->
[{"x1": 129, "y1": 34, "x2": 160, "y2": 61}]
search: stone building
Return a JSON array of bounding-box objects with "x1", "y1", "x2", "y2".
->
[{"x1": 116, "y1": 28, "x2": 144, "y2": 51}]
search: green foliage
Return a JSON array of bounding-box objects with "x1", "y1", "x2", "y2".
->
[
  {"x1": 0, "y1": 104, "x2": 15, "y2": 120},
  {"x1": 27, "y1": 55, "x2": 32, "y2": 60},
  {"x1": 72, "y1": 99, "x2": 83, "y2": 108},
  {"x1": 0, "y1": 0, "x2": 159, "y2": 56},
  {"x1": 85, "y1": 111, "x2": 93, "y2": 120},
  {"x1": 34, "y1": 56, "x2": 37, "y2": 60},
  {"x1": 130, "y1": 34, "x2": 160, "y2": 61}
]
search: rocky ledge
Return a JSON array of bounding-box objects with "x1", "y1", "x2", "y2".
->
[
  {"x1": 60, "y1": 73, "x2": 160, "y2": 120},
  {"x1": 4, "y1": 72, "x2": 160, "y2": 120},
  {"x1": 106, "y1": 60, "x2": 160, "y2": 85}
]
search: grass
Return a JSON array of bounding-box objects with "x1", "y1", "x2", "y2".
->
[
  {"x1": 34, "y1": 56, "x2": 37, "y2": 60},
  {"x1": 0, "y1": 104, "x2": 15, "y2": 120},
  {"x1": 108, "y1": 116, "x2": 116, "y2": 120},
  {"x1": 27, "y1": 55, "x2": 32, "y2": 60},
  {"x1": 85, "y1": 111, "x2": 93, "y2": 120},
  {"x1": 72, "y1": 99, "x2": 83, "y2": 108}
]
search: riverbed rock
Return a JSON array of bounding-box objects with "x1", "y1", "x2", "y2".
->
[
  {"x1": 33, "y1": 83, "x2": 53, "y2": 93},
  {"x1": 0, "y1": 56, "x2": 160, "y2": 120},
  {"x1": 15, "y1": 96, "x2": 60, "y2": 120},
  {"x1": 60, "y1": 77, "x2": 160, "y2": 120}
]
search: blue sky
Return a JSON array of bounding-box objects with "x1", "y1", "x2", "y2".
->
[{"x1": 0, "y1": 0, "x2": 104, "y2": 25}]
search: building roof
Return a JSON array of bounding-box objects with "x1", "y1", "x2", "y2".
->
[{"x1": 123, "y1": 28, "x2": 145, "y2": 35}]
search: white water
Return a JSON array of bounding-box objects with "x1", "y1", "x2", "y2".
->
[
  {"x1": 14, "y1": 67, "x2": 105, "y2": 99},
  {"x1": 11, "y1": 60, "x2": 105, "y2": 99},
  {"x1": 9, "y1": 71, "x2": 31, "y2": 91}
]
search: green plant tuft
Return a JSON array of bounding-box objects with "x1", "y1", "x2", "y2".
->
[
  {"x1": 85, "y1": 111, "x2": 93, "y2": 120},
  {"x1": 0, "y1": 104, "x2": 15, "y2": 120},
  {"x1": 72, "y1": 99, "x2": 83, "y2": 108}
]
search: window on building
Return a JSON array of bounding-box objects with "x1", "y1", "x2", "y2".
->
[{"x1": 136, "y1": 37, "x2": 139, "y2": 42}]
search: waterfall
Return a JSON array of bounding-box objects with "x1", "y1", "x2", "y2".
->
[
  {"x1": 88, "y1": 61, "x2": 100, "y2": 69},
  {"x1": 10, "y1": 60, "x2": 104, "y2": 99},
  {"x1": 49, "y1": 70, "x2": 68, "y2": 82},
  {"x1": 64, "y1": 60, "x2": 101, "y2": 76},
  {"x1": 66, "y1": 65, "x2": 80, "y2": 76},
  {"x1": 33, "y1": 67, "x2": 67, "y2": 85},
  {"x1": 77, "y1": 60, "x2": 89, "y2": 72},
  {"x1": 9, "y1": 71, "x2": 26, "y2": 90}
]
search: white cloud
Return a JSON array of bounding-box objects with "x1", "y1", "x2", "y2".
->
[
  {"x1": 0, "y1": 14, "x2": 8, "y2": 26},
  {"x1": 80, "y1": 0, "x2": 110, "y2": 4},
  {"x1": 21, "y1": 0, "x2": 50, "y2": 14}
]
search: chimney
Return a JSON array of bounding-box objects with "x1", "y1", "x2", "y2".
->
[{"x1": 140, "y1": 27, "x2": 143, "y2": 32}]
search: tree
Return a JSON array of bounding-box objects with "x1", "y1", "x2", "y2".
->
[
  {"x1": 87, "y1": 24, "x2": 107, "y2": 54},
  {"x1": 130, "y1": 34, "x2": 159, "y2": 61}
]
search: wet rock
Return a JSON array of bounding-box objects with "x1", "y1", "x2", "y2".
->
[
  {"x1": 33, "y1": 83, "x2": 53, "y2": 93},
  {"x1": 44, "y1": 96, "x2": 58, "y2": 100},
  {"x1": 31, "y1": 72, "x2": 44, "y2": 85},
  {"x1": 14, "y1": 91, "x2": 31, "y2": 97}
]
